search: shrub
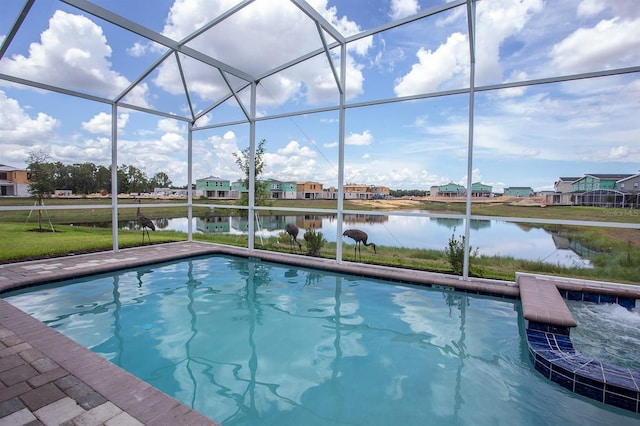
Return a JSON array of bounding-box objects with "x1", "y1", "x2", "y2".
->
[
  {"x1": 303, "y1": 228, "x2": 326, "y2": 256},
  {"x1": 445, "y1": 228, "x2": 478, "y2": 275}
]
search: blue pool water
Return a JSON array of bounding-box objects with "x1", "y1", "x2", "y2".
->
[{"x1": 3, "y1": 256, "x2": 638, "y2": 425}]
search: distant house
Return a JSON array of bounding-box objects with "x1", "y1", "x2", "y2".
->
[
  {"x1": 369, "y1": 185, "x2": 390, "y2": 199},
  {"x1": 343, "y1": 183, "x2": 370, "y2": 199},
  {"x1": 437, "y1": 183, "x2": 466, "y2": 197},
  {"x1": 322, "y1": 186, "x2": 338, "y2": 200},
  {"x1": 266, "y1": 179, "x2": 297, "y2": 199},
  {"x1": 297, "y1": 181, "x2": 323, "y2": 199},
  {"x1": 617, "y1": 173, "x2": 640, "y2": 192},
  {"x1": 571, "y1": 174, "x2": 631, "y2": 193},
  {"x1": 0, "y1": 164, "x2": 30, "y2": 197},
  {"x1": 547, "y1": 177, "x2": 581, "y2": 205},
  {"x1": 153, "y1": 187, "x2": 188, "y2": 197},
  {"x1": 470, "y1": 182, "x2": 492, "y2": 197},
  {"x1": 196, "y1": 176, "x2": 232, "y2": 198},
  {"x1": 230, "y1": 180, "x2": 247, "y2": 198},
  {"x1": 504, "y1": 187, "x2": 534, "y2": 197},
  {"x1": 572, "y1": 173, "x2": 637, "y2": 207}
]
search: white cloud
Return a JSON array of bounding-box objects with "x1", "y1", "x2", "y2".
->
[
  {"x1": 81, "y1": 112, "x2": 129, "y2": 134},
  {"x1": 126, "y1": 42, "x2": 147, "y2": 57},
  {"x1": 393, "y1": 0, "x2": 543, "y2": 95},
  {"x1": 474, "y1": 0, "x2": 543, "y2": 85},
  {"x1": 550, "y1": 17, "x2": 640, "y2": 74},
  {"x1": 152, "y1": 0, "x2": 371, "y2": 106},
  {"x1": 394, "y1": 32, "x2": 468, "y2": 96},
  {"x1": 389, "y1": 0, "x2": 419, "y2": 21},
  {"x1": 0, "y1": 11, "x2": 149, "y2": 106},
  {"x1": 577, "y1": 0, "x2": 640, "y2": 19},
  {"x1": 157, "y1": 117, "x2": 183, "y2": 133},
  {"x1": 345, "y1": 130, "x2": 373, "y2": 146},
  {"x1": 608, "y1": 145, "x2": 629, "y2": 159},
  {"x1": 276, "y1": 140, "x2": 316, "y2": 158},
  {"x1": 0, "y1": 90, "x2": 59, "y2": 146}
]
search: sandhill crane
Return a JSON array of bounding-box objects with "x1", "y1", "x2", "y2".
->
[
  {"x1": 342, "y1": 229, "x2": 376, "y2": 261},
  {"x1": 136, "y1": 199, "x2": 155, "y2": 243},
  {"x1": 284, "y1": 223, "x2": 302, "y2": 252}
]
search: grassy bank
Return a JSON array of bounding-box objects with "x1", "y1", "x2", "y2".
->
[
  {"x1": 1, "y1": 197, "x2": 638, "y2": 284},
  {"x1": 1, "y1": 221, "x2": 638, "y2": 284},
  {"x1": 0, "y1": 223, "x2": 186, "y2": 262}
]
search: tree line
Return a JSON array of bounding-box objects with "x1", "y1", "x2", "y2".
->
[
  {"x1": 26, "y1": 151, "x2": 172, "y2": 197},
  {"x1": 389, "y1": 189, "x2": 428, "y2": 197}
]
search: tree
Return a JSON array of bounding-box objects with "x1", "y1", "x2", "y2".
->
[
  {"x1": 233, "y1": 139, "x2": 270, "y2": 211},
  {"x1": 150, "y1": 172, "x2": 172, "y2": 189},
  {"x1": 25, "y1": 150, "x2": 55, "y2": 230},
  {"x1": 73, "y1": 162, "x2": 98, "y2": 195},
  {"x1": 95, "y1": 165, "x2": 111, "y2": 194},
  {"x1": 26, "y1": 150, "x2": 55, "y2": 199}
]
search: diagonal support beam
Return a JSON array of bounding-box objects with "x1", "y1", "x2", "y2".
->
[
  {"x1": 291, "y1": 0, "x2": 344, "y2": 44},
  {"x1": 60, "y1": 0, "x2": 255, "y2": 83},
  {"x1": 0, "y1": 0, "x2": 36, "y2": 60}
]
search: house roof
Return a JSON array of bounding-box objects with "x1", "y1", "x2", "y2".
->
[
  {"x1": 557, "y1": 177, "x2": 581, "y2": 182},
  {"x1": 583, "y1": 173, "x2": 633, "y2": 180},
  {"x1": 0, "y1": 164, "x2": 25, "y2": 172},
  {"x1": 616, "y1": 173, "x2": 640, "y2": 182}
]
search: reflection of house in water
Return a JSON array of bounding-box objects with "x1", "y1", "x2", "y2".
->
[
  {"x1": 432, "y1": 218, "x2": 491, "y2": 230},
  {"x1": 196, "y1": 216, "x2": 231, "y2": 233},
  {"x1": 433, "y1": 217, "x2": 463, "y2": 229},
  {"x1": 231, "y1": 215, "x2": 300, "y2": 232},
  {"x1": 551, "y1": 233, "x2": 601, "y2": 257},
  {"x1": 296, "y1": 215, "x2": 324, "y2": 230},
  {"x1": 343, "y1": 214, "x2": 389, "y2": 225},
  {"x1": 469, "y1": 220, "x2": 491, "y2": 230}
]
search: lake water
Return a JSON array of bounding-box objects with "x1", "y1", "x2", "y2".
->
[{"x1": 113, "y1": 213, "x2": 593, "y2": 268}]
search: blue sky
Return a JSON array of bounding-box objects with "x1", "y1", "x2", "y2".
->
[{"x1": 1, "y1": 0, "x2": 638, "y2": 191}]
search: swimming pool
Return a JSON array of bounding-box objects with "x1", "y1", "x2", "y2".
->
[{"x1": 3, "y1": 255, "x2": 638, "y2": 425}]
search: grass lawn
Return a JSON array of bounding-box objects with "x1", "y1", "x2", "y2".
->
[{"x1": 0, "y1": 222, "x2": 186, "y2": 262}]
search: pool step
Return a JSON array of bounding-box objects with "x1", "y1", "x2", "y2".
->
[{"x1": 518, "y1": 274, "x2": 640, "y2": 414}]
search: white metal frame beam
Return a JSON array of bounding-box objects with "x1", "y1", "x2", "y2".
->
[{"x1": 60, "y1": 0, "x2": 255, "y2": 83}]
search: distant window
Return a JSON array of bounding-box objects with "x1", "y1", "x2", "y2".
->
[{"x1": 634, "y1": 182, "x2": 639, "y2": 189}]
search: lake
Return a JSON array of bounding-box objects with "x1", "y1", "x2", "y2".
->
[{"x1": 110, "y1": 213, "x2": 593, "y2": 268}]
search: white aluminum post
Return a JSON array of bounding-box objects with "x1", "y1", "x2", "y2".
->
[
  {"x1": 463, "y1": 0, "x2": 477, "y2": 279},
  {"x1": 111, "y1": 103, "x2": 119, "y2": 251},
  {"x1": 187, "y1": 122, "x2": 193, "y2": 241},
  {"x1": 336, "y1": 43, "x2": 347, "y2": 262},
  {"x1": 248, "y1": 82, "x2": 257, "y2": 250}
]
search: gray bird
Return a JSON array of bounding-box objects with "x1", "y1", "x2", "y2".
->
[
  {"x1": 342, "y1": 229, "x2": 376, "y2": 260},
  {"x1": 285, "y1": 223, "x2": 302, "y2": 252},
  {"x1": 136, "y1": 199, "x2": 155, "y2": 243}
]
